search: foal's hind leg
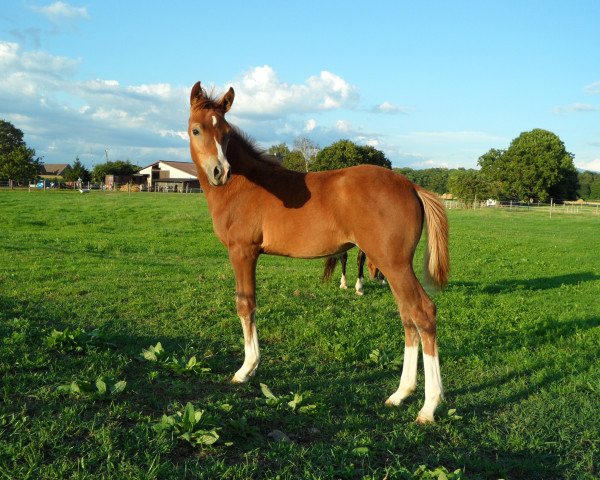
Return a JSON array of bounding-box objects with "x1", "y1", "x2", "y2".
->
[
  {"x1": 386, "y1": 269, "x2": 444, "y2": 423},
  {"x1": 355, "y1": 250, "x2": 366, "y2": 295},
  {"x1": 339, "y1": 251, "x2": 349, "y2": 290},
  {"x1": 385, "y1": 323, "x2": 419, "y2": 406}
]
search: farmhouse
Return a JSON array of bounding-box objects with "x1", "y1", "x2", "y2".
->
[
  {"x1": 39, "y1": 163, "x2": 70, "y2": 180},
  {"x1": 137, "y1": 161, "x2": 200, "y2": 192}
]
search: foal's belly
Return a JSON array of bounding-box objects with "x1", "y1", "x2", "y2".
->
[{"x1": 260, "y1": 216, "x2": 354, "y2": 259}]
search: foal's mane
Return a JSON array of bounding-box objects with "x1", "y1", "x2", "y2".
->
[{"x1": 230, "y1": 127, "x2": 281, "y2": 167}]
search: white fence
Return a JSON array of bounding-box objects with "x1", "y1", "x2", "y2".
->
[
  {"x1": 0, "y1": 180, "x2": 202, "y2": 194},
  {"x1": 444, "y1": 199, "x2": 600, "y2": 217}
]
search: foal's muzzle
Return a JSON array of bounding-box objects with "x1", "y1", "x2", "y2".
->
[{"x1": 206, "y1": 158, "x2": 231, "y2": 186}]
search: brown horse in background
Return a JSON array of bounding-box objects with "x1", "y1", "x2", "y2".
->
[
  {"x1": 323, "y1": 249, "x2": 386, "y2": 295},
  {"x1": 187, "y1": 82, "x2": 449, "y2": 423}
]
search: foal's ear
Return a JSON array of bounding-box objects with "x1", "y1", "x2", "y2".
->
[
  {"x1": 190, "y1": 81, "x2": 204, "y2": 106},
  {"x1": 220, "y1": 87, "x2": 235, "y2": 112}
]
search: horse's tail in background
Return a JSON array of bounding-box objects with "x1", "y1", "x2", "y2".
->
[
  {"x1": 322, "y1": 256, "x2": 339, "y2": 282},
  {"x1": 415, "y1": 186, "x2": 450, "y2": 289}
]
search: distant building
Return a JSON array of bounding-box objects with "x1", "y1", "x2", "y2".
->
[
  {"x1": 137, "y1": 161, "x2": 200, "y2": 192},
  {"x1": 39, "y1": 163, "x2": 70, "y2": 179}
]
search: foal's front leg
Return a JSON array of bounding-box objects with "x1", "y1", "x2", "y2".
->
[{"x1": 229, "y1": 245, "x2": 261, "y2": 384}]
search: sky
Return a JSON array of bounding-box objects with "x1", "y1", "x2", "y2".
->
[{"x1": 1, "y1": 0, "x2": 599, "y2": 171}]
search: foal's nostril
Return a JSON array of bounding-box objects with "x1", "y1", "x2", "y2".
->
[
  {"x1": 213, "y1": 165, "x2": 222, "y2": 180},
  {"x1": 226, "y1": 169, "x2": 231, "y2": 180}
]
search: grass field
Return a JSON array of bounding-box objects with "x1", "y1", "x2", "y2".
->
[{"x1": 0, "y1": 189, "x2": 598, "y2": 479}]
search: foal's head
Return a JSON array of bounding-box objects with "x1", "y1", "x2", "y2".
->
[{"x1": 188, "y1": 81, "x2": 235, "y2": 186}]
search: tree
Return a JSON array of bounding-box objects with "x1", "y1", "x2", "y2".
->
[
  {"x1": 92, "y1": 160, "x2": 139, "y2": 183},
  {"x1": 0, "y1": 120, "x2": 41, "y2": 186},
  {"x1": 266, "y1": 143, "x2": 313, "y2": 172},
  {"x1": 267, "y1": 143, "x2": 290, "y2": 163},
  {"x1": 479, "y1": 129, "x2": 579, "y2": 202},
  {"x1": 447, "y1": 168, "x2": 490, "y2": 205},
  {"x1": 577, "y1": 170, "x2": 600, "y2": 200},
  {"x1": 0, "y1": 145, "x2": 41, "y2": 185},
  {"x1": 282, "y1": 150, "x2": 306, "y2": 172},
  {"x1": 63, "y1": 156, "x2": 92, "y2": 182},
  {"x1": 311, "y1": 140, "x2": 391, "y2": 172},
  {"x1": 590, "y1": 178, "x2": 600, "y2": 200},
  {"x1": 395, "y1": 167, "x2": 450, "y2": 194},
  {"x1": 0, "y1": 119, "x2": 26, "y2": 158},
  {"x1": 293, "y1": 137, "x2": 320, "y2": 172}
]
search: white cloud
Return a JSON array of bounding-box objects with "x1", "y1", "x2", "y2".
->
[
  {"x1": 576, "y1": 158, "x2": 600, "y2": 172},
  {"x1": 374, "y1": 101, "x2": 410, "y2": 114},
  {"x1": 584, "y1": 81, "x2": 600, "y2": 95},
  {"x1": 31, "y1": 1, "x2": 90, "y2": 24},
  {"x1": 128, "y1": 83, "x2": 173, "y2": 98},
  {"x1": 0, "y1": 42, "x2": 20, "y2": 65},
  {"x1": 554, "y1": 103, "x2": 599, "y2": 114},
  {"x1": 304, "y1": 119, "x2": 316, "y2": 132},
  {"x1": 572, "y1": 103, "x2": 598, "y2": 112},
  {"x1": 83, "y1": 79, "x2": 120, "y2": 91},
  {"x1": 159, "y1": 129, "x2": 187, "y2": 140},
  {"x1": 334, "y1": 120, "x2": 351, "y2": 133},
  {"x1": 402, "y1": 131, "x2": 503, "y2": 143},
  {"x1": 230, "y1": 65, "x2": 359, "y2": 118}
]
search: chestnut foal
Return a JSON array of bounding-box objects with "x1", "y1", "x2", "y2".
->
[{"x1": 188, "y1": 82, "x2": 449, "y2": 422}]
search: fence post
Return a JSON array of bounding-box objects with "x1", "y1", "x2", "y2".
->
[{"x1": 550, "y1": 198, "x2": 553, "y2": 218}]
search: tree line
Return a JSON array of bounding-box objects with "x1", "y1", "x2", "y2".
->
[
  {"x1": 271, "y1": 130, "x2": 599, "y2": 202},
  {"x1": 2, "y1": 118, "x2": 599, "y2": 200},
  {"x1": 0, "y1": 119, "x2": 139, "y2": 185}
]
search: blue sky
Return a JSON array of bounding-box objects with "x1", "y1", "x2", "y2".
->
[{"x1": 1, "y1": 1, "x2": 599, "y2": 171}]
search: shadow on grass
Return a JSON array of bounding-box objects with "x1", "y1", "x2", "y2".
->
[{"x1": 450, "y1": 271, "x2": 600, "y2": 294}]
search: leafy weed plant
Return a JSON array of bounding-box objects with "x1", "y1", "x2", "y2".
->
[
  {"x1": 154, "y1": 402, "x2": 220, "y2": 447},
  {"x1": 45, "y1": 326, "x2": 103, "y2": 353},
  {"x1": 141, "y1": 342, "x2": 211, "y2": 376},
  {"x1": 56, "y1": 376, "x2": 127, "y2": 400},
  {"x1": 260, "y1": 383, "x2": 318, "y2": 414}
]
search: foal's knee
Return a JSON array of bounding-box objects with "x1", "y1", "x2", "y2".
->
[{"x1": 236, "y1": 294, "x2": 256, "y2": 318}]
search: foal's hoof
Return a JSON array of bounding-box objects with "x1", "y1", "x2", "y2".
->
[
  {"x1": 232, "y1": 373, "x2": 249, "y2": 384},
  {"x1": 384, "y1": 391, "x2": 408, "y2": 407},
  {"x1": 415, "y1": 413, "x2": 435, "y2": 424}
]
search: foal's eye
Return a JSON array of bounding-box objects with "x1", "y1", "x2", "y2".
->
[{"x1": 192, "y1": 128, "x2": 200, "y2": 136}]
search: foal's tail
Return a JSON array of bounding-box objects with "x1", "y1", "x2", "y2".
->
[
  {"x1": 415, "y1": 187, "x2": 450, "y2": 289},
  {"x1": 322, "y1": 256, "x2": 338, "y2": 281}
]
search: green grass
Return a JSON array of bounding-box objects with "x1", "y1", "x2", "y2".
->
[{"x1": 0, "y1": 189, "x2": 598, "y2": 479}]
